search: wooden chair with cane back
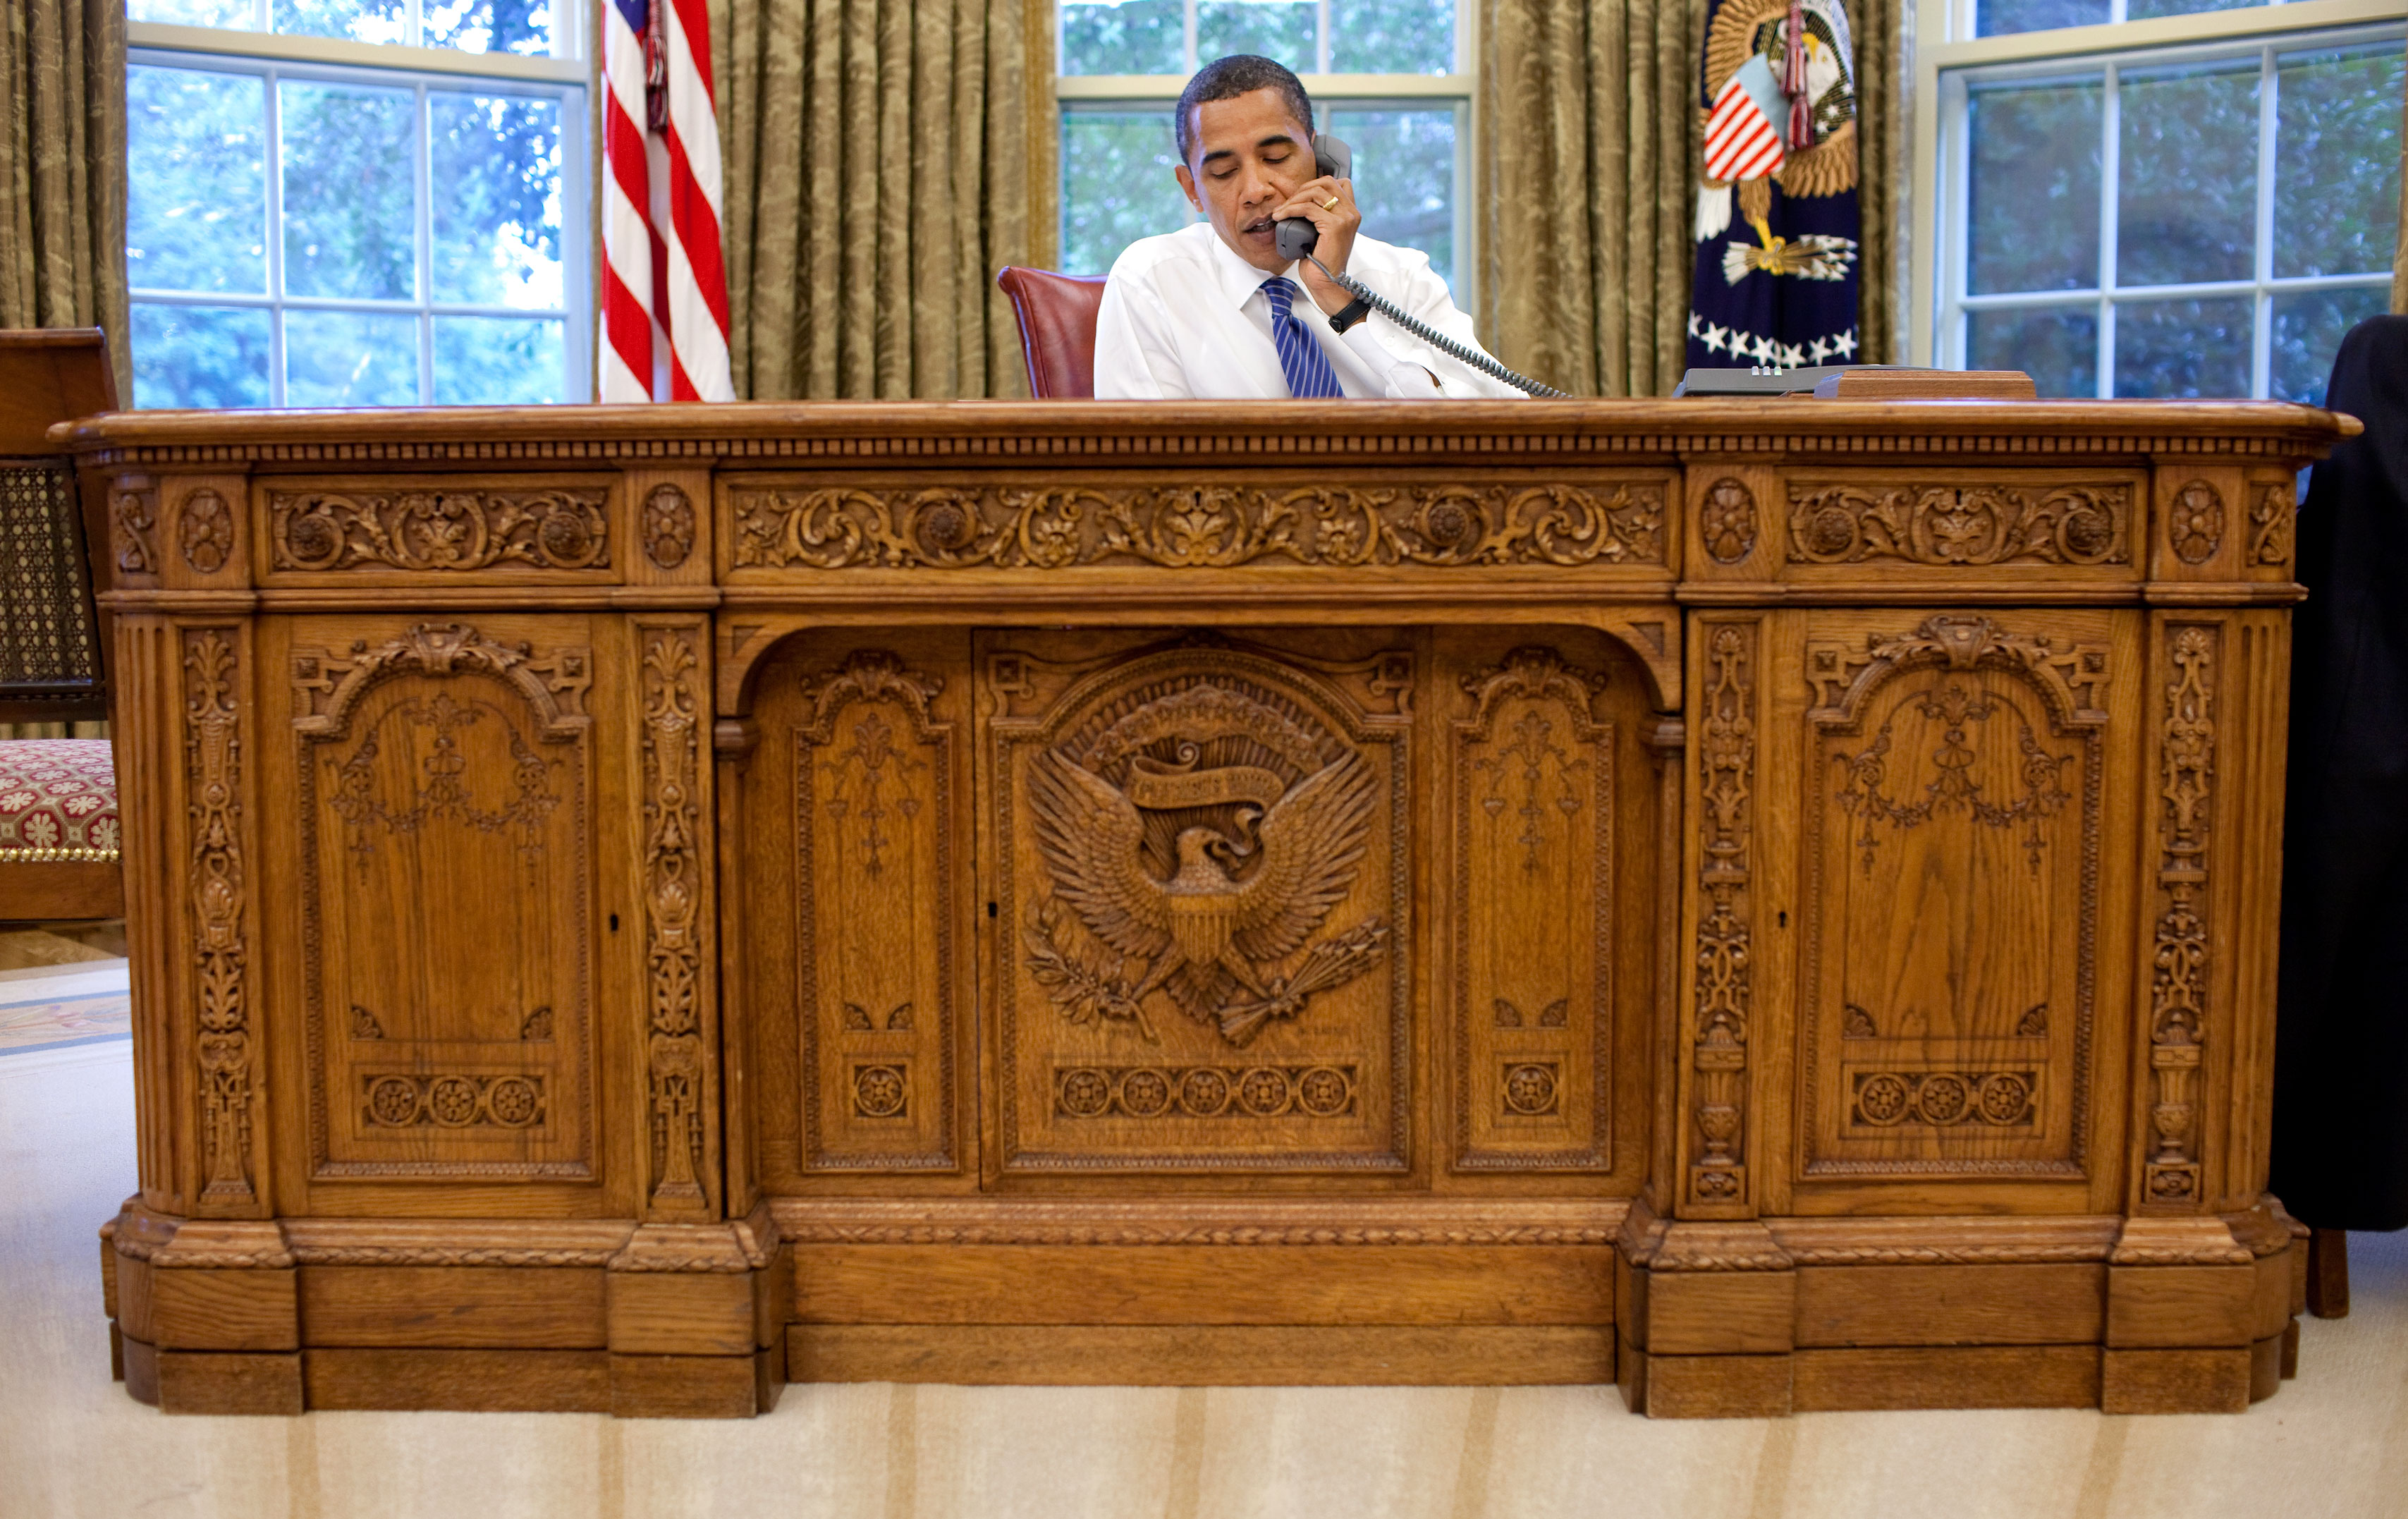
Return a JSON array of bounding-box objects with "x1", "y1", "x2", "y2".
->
[{"x1": 0, "y1": 329, "x2": 124, "y2": 922}]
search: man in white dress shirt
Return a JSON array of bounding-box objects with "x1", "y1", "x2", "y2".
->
[{"x1": 1092, "y1": 54, "x2": 1526, "y2": 401}]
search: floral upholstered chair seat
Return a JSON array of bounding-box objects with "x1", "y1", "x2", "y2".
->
[{"x1": 0, "y1": 740, "x2": 121, "y2": 864}]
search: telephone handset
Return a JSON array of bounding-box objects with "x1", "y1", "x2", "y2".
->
[
  {"x1": 1267, "y1": 133, "x2": 1566, "y2": 398},
  {"x1": 1273, "y1": 135, "x2": 1353, "y2": 263}
]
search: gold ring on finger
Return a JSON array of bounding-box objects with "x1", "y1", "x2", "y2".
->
[{"x1": 1321, "y1": 195, "x2": 1340, "y2": 210}]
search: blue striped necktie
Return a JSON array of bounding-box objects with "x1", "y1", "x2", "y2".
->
[{"x1": 1260, "y1": 277, "x2": 1344, "y2": 399}]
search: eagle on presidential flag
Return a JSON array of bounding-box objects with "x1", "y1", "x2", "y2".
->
[{"x1": 1686, "y1": 0, "x2": 1862, "y2": 372}]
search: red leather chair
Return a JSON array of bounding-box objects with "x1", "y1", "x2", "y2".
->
[{"x1": 995, "y1": 267, "x2": 1108, "y2": 398}]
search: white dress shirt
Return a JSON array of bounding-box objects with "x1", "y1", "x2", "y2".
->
[{"x1": 1093, "y1": 222, "x2": 1528, "y2": 401}]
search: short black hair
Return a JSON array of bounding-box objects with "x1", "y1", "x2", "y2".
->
[{"x1": 1173, "y1": 54, "x2": 1314, "y2": 166}]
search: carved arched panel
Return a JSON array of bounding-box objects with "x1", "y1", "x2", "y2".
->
[
  {"x1": 1799, "y1": 615, "x2": 2110, "y2": 1181},
  {"x1": 293, "y1": 623, "x2": 594, "y2": 1180},
  {"x1": 985, "y1": 632, "x2": 1410, "y2": 1175},
  {"x1": 1451, "y1": 647, "x2": 1615, "y2": 1170}
]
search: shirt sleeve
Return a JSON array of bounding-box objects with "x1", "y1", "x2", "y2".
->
[
  {"x1": 1092, "y1": 269, "x2": 1190, "y2": 401},
  {"x1": 1331, "y1": 257, "x2": 1532, "y2": 400}
]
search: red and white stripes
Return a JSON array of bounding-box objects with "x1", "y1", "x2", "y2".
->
[
  {"x1": 601, "y1": 0, "x2": 732, "y2": 403},
  {"x1": 1702, "y1": 59, "x2": 1786, "y2": 184}
]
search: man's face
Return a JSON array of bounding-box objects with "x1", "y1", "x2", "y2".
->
[{"x1": 1175, "y1": 88, "x2": 1314, "y2": 275}]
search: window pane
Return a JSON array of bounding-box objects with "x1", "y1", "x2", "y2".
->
[
  {"x1": 2271, "y1": 286, "x2": 2388, "y2": 406},
  {"x1": 131, "y1": 303, "x2": 271, "y2": 408},
  {"x1": 2117, "y1": 59, "x2": 2258, "y2": 288},
  {"x1": 1325, "y1": 106, "x2": 1456, "y2": 294},
  {"x1": 1061, "y1": 0, "x2": 1185, "y2": 75},
  {"x1": 2275, "y1": 42, "x2": 2406, "y2": 279},
  {"x1": 128, "y1": 66, "x2": 268, "y2": 295},
  {"x1": 422, "y1": 0, "x2": 556, "y2": 56},
  {"x1": 2113, "y1": 296, "x2": 2251, "y2": 397},
  {"x1": 2127, "y1": 0, "x2": 2261, "y2": 18},
  {"x1": 286, "y1": 309, "x2": 421, "y2": 405},
  {"x1": 1967, "y1": 305, "x2": 2098, "y2": 398},
  {"x1": 281, "y1": 81, "x2": 419, "y2": 301},
  {"x1": 1974, "y1": 0, "x2": 2108, "y2": 36},
  {"x1": 432, "y1": 93, "x2": 564, "y2": 308},
  {"x1": 1060, "y1": 109, "x2": 1192, "y2": 276},
  {"x1": 435, "y1": 317, "x2": 566, "y2": 402},
  {"x1": 1197, "y1": 0, "x2": 1315, "y2": 75},
  {"x1": 1967, "y1": 77, "x2": 2101, "y2": 295},
  {"x1": 129, "y1": 0, "x2": 258, "y2": 26},
  {"x1": 1332, "y1": 0, "x2": 1454, "y2": 74},
  {"x1": 274, "y1": 0, "x2": 405, "y2": 44}
]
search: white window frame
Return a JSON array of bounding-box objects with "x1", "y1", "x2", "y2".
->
[
  {"x1": 1055, "y1": 0, "x2": 1478, "y2": 307},
  {"x1": 127, "y1": 4, "x2": 592, "y2": 405},
  {"x1": 1908, "y1": 0, "x2": 2408, "y2": 383}
]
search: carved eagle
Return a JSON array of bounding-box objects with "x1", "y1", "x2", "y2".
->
[{"x1": 1029, "y1": 748, "x2": 1377, "y2": 1025}]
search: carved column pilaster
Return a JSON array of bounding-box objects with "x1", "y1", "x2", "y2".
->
[
  {"x1": 1687, "y1": 620, "x2": 1758, "y2": 1212},
  {"x1": 2144, "y1": 622, "x2": 2217, "y2": 1211},
  {"x1": 639, "y1": 619, "x2": 714, "y2": 1216},
  {"x1": 183, "y1": 626, "x2": 262, "y2": 1212}
]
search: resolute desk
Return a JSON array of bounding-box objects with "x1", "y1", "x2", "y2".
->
[{"x1": 69, "y1": 397, "x2": 2347, "y2": 1417}]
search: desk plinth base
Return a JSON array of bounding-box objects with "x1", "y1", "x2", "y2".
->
[{"x1": 98, "y1": 1197, "x2": 2304, "y2": 1418}]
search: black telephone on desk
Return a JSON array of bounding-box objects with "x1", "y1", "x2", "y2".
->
[{"x1": 1271, "y1": 135, "x2": 1565, "y2": 398}]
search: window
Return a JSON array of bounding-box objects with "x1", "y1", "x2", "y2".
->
[
  {"x1": 1915, "y1": 0, "x2": 2404, "y2": 401},
  {"x1": 125, "y1": 1, "x2": 590, "y2": 408},
  {"x1": 1056, "y1": 0, "x2": 1472, "y2": 303}
]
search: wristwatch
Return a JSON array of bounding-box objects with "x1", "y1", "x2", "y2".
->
[{"x1": 1327, "y1": 296, "x2": 1371, "y2": 334}]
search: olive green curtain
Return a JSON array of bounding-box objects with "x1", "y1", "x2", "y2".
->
[
  {"x1": 0, "y1": 0, "x2": 128, "y2": 397},
  {"x1": 1477, "y1": 0, "x2": 1900, "y2": 397},
  {"x1": 711, "y1": 0, "x2": 1055, "y2": 399}
]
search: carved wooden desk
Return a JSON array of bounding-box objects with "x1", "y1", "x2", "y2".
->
[{"x1": 69, "y1": 398, "x2": 2348, "y2": 1418}]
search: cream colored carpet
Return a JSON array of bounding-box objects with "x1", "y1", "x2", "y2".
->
[{"x1": 5, "y1": 1000, "x2": 2404, "y2": 1518}]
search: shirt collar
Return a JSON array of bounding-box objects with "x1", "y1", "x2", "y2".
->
[{"x1": 1202, "y1": 224, "x2": 1300, "y2": 309}]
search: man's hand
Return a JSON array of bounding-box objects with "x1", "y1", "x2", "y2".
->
[{"x1": 1273, "y1": 175, "x2": 1361, "y2": 315}]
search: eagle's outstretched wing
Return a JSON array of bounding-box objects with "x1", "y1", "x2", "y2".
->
[
  {"x1": 1027, "y1": 750, "x2": 1172, "y2": 959},
  {"x1": 1229, "y1": 750, "x2": 1377, "y2": 965}
]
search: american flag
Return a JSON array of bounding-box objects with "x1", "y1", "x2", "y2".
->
[
  {"x1": 1702, "y1": 54, "x2": 1787, "y2": 185},
  {"x1": 601, "y1": 0, "x2": 733, "y2": 402}
]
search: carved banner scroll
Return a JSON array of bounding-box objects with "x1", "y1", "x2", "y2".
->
[
  {"x1": 2144, "y1": 623, "x2": 2216, "y2": 1208},
  {"x1": 1689, "y1": 621, "x2": 1756, "y2": 1207},
  {"x1": 729, "y1": 481, "x2": 1666, "y2": 571},
  {"x1": 187, "y1": 629, "x2": 255, "y2": 1206}
]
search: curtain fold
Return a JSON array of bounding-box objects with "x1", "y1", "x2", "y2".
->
[
  {"x1": 0, "y1": 0, "x2": 128, "y2": 398},
  {"x1": 1479, "y1": 0, "x2": 1898, "y2": 396},
  {"x1": 714, "y1": 0, "x2": 1054, "y2": 399}
]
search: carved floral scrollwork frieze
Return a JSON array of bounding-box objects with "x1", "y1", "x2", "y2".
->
[
  {"x1": 185, "y1": 629, "x2": 255, "y2": 1204},
  {"x1": 2146, "y1": 624, "x2": 2217, "y2": 1207},
  {"x1": 640, "y1": 623, "x2": 708, "y2": 1209},
  {"x1": 291, "y1": 622, "x2": 592, "y2": 740},
  {"x1": 178, "y1": 489, "x2": 234, "y2": 573},
  {"x1": 270, "y1": 487, "x2": 609, "y2": 571},
  {"x1": 728, "y1": 481, "x2": 1666, "y2": 571},
  {"x1": 1689, "y1": 621, "x2": 1756, "y2": 1207},
  {"x1": 1786, "y1": 482, "x2": 2129, "y2": 566}
]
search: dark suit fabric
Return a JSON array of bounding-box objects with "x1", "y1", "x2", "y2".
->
[{"x1": 2271, "y1": 315, "x2": 2408, "y2": 1233}]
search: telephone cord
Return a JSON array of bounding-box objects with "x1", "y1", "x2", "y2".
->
[{"x1": 1307, "y1": 255, "x2": 1567, "y2": 399}]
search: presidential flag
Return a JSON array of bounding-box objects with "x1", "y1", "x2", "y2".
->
[
  {"x1": 601, "y1": 0, "x2": 733, "y2": 402},
  {"x1": 1687, "y1": 0, "x2": 1862, "y2": 372}
]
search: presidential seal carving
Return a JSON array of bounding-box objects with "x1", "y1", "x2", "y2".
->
[{"x1": 1023, "y1": 676, "x2": 1388, "y2": 1049}]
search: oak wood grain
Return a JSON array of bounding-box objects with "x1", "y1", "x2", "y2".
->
[{"x1": 788, "y1": 1325, "x2": 1614, "y2": 1386}]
